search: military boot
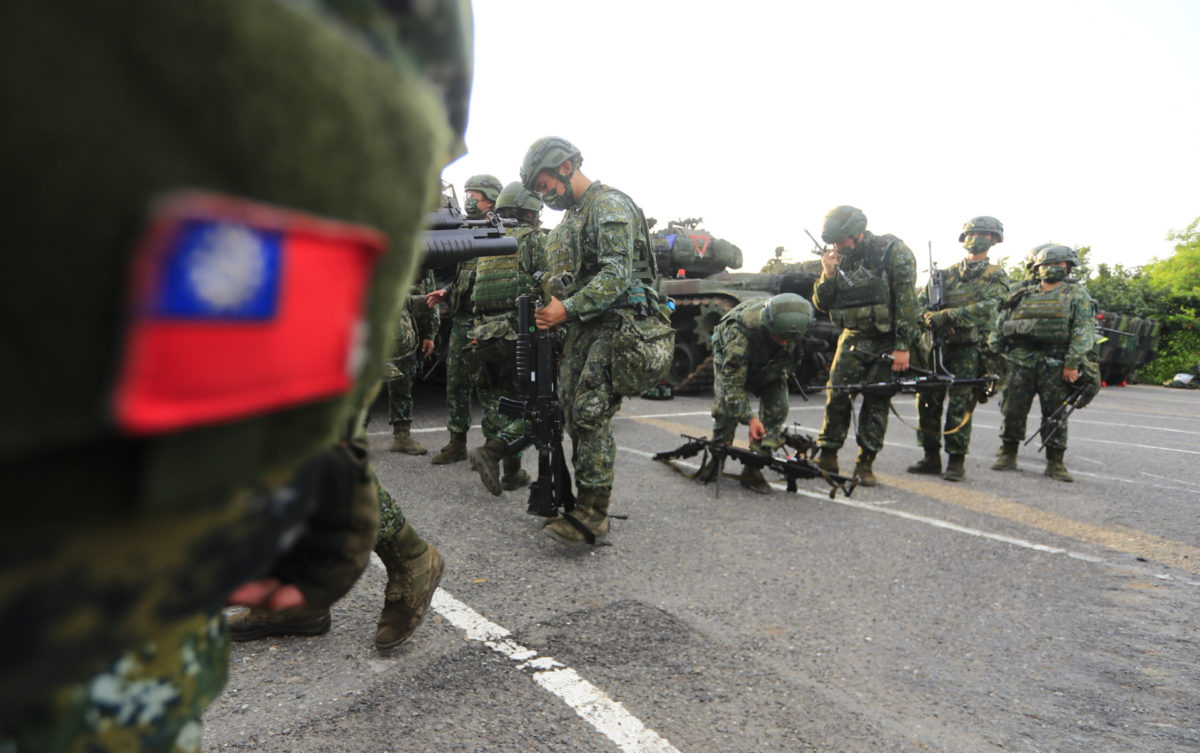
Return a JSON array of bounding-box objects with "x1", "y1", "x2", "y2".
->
[
  {"x1": 501, "y1": 455, "x2": 530, "y2": 491},
  {"x1": 740, "y1": 465, "x2": 772, "y2": 494},
  {"x1": 431, "y1": 431, "x2": 467, "y2": 464},
  {"x1": 388, "y1": 421, "x2": 427, "y2": 455},
  {"x1": 1044, "y1": 448, "x2": 1074, "y2": 482},
  {"x1": 374, "y1": 525, "x2": 445, "y2": 652},
  {"x1": 544, "y1": 488, "x2": 610, "y2": 545},
  {"x1": 467, "y1": 438, "x2": 507, "y2": 496},
  {"x1": 816, "y1": 447, "x2": 839, "y2": 475},
  {"x1": 854, "y1": 448, "x2": 878, "y2": 487},
  {"x1": 906, "y1": 448, "x2": 942, "y2": 475},
  {"x1": 227, "y1": 606, "x2": 331, "y2": 642},
  {"x1": 942, "y1": 453, "x2": 966, "y2": 482},
  {"x1": 991, "y1": 441, "x2": 1019, "y2": 471}
]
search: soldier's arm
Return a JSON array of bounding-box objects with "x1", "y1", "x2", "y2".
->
[
  {"x1": 716, "y1": 327, "x2": 755, "y2": 424},
  {"x1": 562, "y1": 196, "x2": 636, "y2": 322},
  {"x1": 1065, "y1": 288, "x2": 1098, "y2": 369},
  {"x1": 948, "y1": 273, "x2": 1009, "y2": 329},
  {"x1": 812, "y1": 273, "x2": 837, "y2": 313},
  {"x1": 890, "y1": 243, "x2": 920, "y2": 350}
]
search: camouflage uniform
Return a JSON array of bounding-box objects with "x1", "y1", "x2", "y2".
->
[
  {"x1": 915, "y1": 259, "x2": 1011, "y2": 455},
  {"x1": 813, "y1": 231, "x2": 920, "y2": 455},
  {"x1": 1, "y1": 0, "x2": 470, "y2": 748},
  {"x1": 387, "y1": 270, "x2": 440, "y2": 426},
  {"x1": 991, "y1": 280, "x2": 1097, "y2": 453},
  {"x1": 440, "y1": 261, "x2": 478, "y2": 435},
  {"x1": 711, "y1": 298, "x2": 807, "y2": 447}
]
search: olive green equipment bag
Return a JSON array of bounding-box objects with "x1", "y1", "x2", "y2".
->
[{"x1": 610, "y1": 292, "x2": 675, "y2": 397}]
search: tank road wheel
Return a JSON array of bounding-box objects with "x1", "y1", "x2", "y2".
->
[{"x1": 668, "y1": 342, "x2": 710, "y2": 393}]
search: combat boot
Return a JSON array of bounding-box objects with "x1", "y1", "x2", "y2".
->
[
  {"x1": 740, "y1": 465, "x2": 772, "y2": 494},
  {"x1": 816, "y1": 447, "x2": 839, "y2": 475},
  {"x1": 854, "y1": 448, "x2": 878, "y2": 487},
  {"x1": 991, "y1": 442, "x2": 1019, "y2": 471},
  {"x1": 374, "y1": 525, "x2": 445, "y2": 652},
  {"x1": 227, "y1": 606, "x2": 331, "y2": 642},
  {"x1": 942, "y1": 453, "x2": 966, "y2": 482},
  {"x1": 468, "y1": 438, "x2": 507, "y2": 496},
  {"x1": 501, "y1": 455, "x2": 530, "y2": 491},
  {"x1": 906, "y1": 448, "x2": 942, "y2": 475},
  {"x1": 544, "y1": 488, "x2": 610, "y2": 545},
  {"x1": 1044, "y1": 448, "x2": 1074, "y2": 482},
  {"x1": 431, "y1": 431, "x2": 467, "y2": 464},
  {"x1": 388, "y1": 421, "x2": 427, "y2": 455}
]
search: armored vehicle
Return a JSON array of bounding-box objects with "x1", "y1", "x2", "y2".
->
[
  {"x1": 651, "y1": 220, "x2": 841, "y2": 393},
  {"x1": 1096, "y1": 310, "x2": 1160, "y2": 385}
]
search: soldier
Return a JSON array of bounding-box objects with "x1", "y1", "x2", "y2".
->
[
  {"x1": 703, "y1": 294, "x2": 815, "y2": 493},
  {"x1": 812, "y1": 206, "x2": 920, "y2": 486},
  {"x1": 990, "y1": 244, "x2": 1097, "y2": 482},
  {"x1": 464, "y1": 181, "x2": 546, "y2": 495},
  {"x1": 387, "y1": 270, "x2": 440, "y2": 455},
  {"x1": 0, "y1": 1, "x2": 471, "y2": 749},
  {"x1": 521, "y1": 136, "x2": 673, "y2": 544},
  {"x1": 426, "y1": 174, "x2": 505, "y2": 465},
  {"x1": 907, "y1": 216, "x2": 1012, "y2": 481}
]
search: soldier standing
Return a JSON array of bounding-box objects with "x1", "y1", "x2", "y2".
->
[
  {"x1": 464, "y1": 181, "x2": 547, "y2": 495},
  {"x1": 705, "y1": 294, "x2": 814, "y2": 493},
  {"x1": 426, "y1": 174, "x2": 505, "y2": 465},
  {"x1": 990, "y1": 244, "x2": 1097, "y2": 482},
  {"x1": 812, "y1": 206, "x2": 920, "y2": 486},
  {"x1": 907, "y1": 216, "x2": 1011, "y2": 481},
  {"x1": 387, "y1": 270, "x2": 440, "y2": 454},
  {"x1": 521, "y1": 136, "x2": 673, "y2": 544}
]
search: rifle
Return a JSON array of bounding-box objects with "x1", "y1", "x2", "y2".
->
[
  {"x1": 925, "y1": 241, "x2": 951, "y2": 375},
  {"x1": 1024, "y1": 382, "x2": 1089, "y2": 451},
  {"x1": 806, "y1": 228, "x2": 851, "y2": 284},
  {"x1": 653, "y1": 426, "x2": 858, "y2": 499},
  {"x1": 498, "y1": 295, "x2": 592, "y2": 540},
  {"x1": 806, "y1": 348, "x2": 998, "y2": 398}
]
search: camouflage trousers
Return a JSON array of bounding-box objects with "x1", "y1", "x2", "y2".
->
[
  {"x1": 711, "y1": 378, "x2": 789, "y2": 447},
  {"x1": 817, "y1": 331, "x2": 897, "y2": 453},
  {"x1": 915, "y1": 343, "x2": 981, "y2": 455},
  {"x1": 1, "y1": 610, "x2": 228, "y2": 753},
  {"x1": 465, "y1": 338, "x2": 527, "y2": 445},
  {"x1": 999, "y1": 358, "x2": 1075, "y2": 451},
  {"x1": 559, "y1": 317, "x2": 624, "y2": 491},
  {"x1": 386, "y1": 350, "x2": 419, "y2": 425},
  {"x1": 443, "y1": 316, "x2": 475, "y2": 434}
]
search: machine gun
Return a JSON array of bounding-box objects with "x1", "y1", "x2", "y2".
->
[
  {"x1": 1024, "y1": 382, "x2": 1090, "y2": 451},
  {"x1": 498, "y1": 295, "x2": 593, "y2": 540},
  {"x1": 653, "y1": 426, "x2": 858, "y2": 499},
  {"x1": 421, "y1": 198, "x2": 518, "y2": 269},
  {"x1": 806, "y1": 348, "x2": 998, "y2": 399},
  {"x1": 925, "y1": 241, "x2": 951, "y2": 375}
]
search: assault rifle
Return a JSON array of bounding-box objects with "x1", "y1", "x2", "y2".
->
[
  {"x1": 654, "y1": 426, "x2": 858, "y2": 499},
  {"x1": 806, "y1": 348, "x2": 998, "y2": 398},
  {"x1": 925, "y1": 241, "x2": 951, "y2": 375},
  {"x1": 1024, "y1": 382, "x2": 1090, "y2": 451},
  {"x1": 421, "y1": 200, "x2": 517, "y2": 269},
  {"x1": 498, "y1": 295, "x2": 594, "y2": 540}
]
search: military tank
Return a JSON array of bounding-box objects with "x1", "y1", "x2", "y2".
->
[
  {"x1": 650, "y1": 219, "x2": 841, "y2": 393},
  {"x1": 1096, "y1": 310, "x2": 1160, "y2": 385}
]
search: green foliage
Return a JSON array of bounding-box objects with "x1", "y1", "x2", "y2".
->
[{"x1": 1138, "y1": 320, "x2": 1200, "y2": 384}]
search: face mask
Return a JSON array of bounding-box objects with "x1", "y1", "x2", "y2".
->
[
  {"x1": 963, "y1": 236, "x2": 994, "y2": 254},
  {"x1": 464, "y1": 197, "x2": 484, "y2": 219},
  {"x1": 1039, "y1": 265, "x2": 1068, "y2": 283},
  {"x1": 539, "y1": 165, "x2": 576, "y2": 211}
]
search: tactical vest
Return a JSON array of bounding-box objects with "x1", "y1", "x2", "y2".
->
[
  {"x1": 828, "y1": 234, "x2": 898, "y2": 333},
  {"x1": 942, "y1": 263, "x2": 1003, "y2": 344},
  {"x1": 1002, "y1": 285, "x2": 1074, "y2": 346},
  {"x1": 717, "y1": 300, "x2": 800, "y2": 386},
  {"x1": 573, "y1": 183, "x2": 660, "y2": 310},
  {"x1": 472, "y1": 227, "x2": 538, "y2": 315}
]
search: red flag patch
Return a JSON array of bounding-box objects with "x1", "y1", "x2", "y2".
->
[{"x1": 113, "y1": 191, "x2": 387, "y2": 434}]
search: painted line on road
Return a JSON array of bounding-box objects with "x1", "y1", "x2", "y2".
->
[{"x1": 427, "y1": 587, "x2": 680, "y2": 753}]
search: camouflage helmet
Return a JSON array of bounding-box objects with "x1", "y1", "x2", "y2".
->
[
  {"x1": 958, "y1": 215, "x2": 1004, "y2": 243},
  {"x1": 762, "y1": 293, "x2": 813, "y2": 340},
  {"x1": 821, "y1": 205, "x2": 868, "y2": 244},
  {"x1": 1031, "y1": 243, "x2": 1077, "y2": 268},
  {"x1": 464, "y1": 174, "x2": 503, "y2": 203},
  {"x1": 496, "y1": 180, "x2": 544, "y2": 214},
  {"x1": 520, "y1": 136, "x2": 582, "y2": 191}
]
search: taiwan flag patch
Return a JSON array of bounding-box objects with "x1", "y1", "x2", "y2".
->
[{"x1": 113, "y1": 191, "x2": 388, "y2": 434}]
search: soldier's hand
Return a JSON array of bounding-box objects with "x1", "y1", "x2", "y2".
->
[
  {"x1": 420, "y1": 338, "x2": 435, "y2": 359},
  {"x1": 924, "y1": 310, "x2": 952, "y2": 329},
  {"x1": 891, "y1": 349, "x2": 911, "y2": 372},
  {"x1": 425, "y1": 289, "x2": 447, "y2": 308},
  {"x1": 820, "y1": 247, "x2": 840, "y2": 277},
  {"x1": 748, "y1": 417, "x2": 767, "y2": 441},
  {"x1": 228, "y1": 579, "x2": 308, "y2": 611},
  {"x1": 1063, "y1": 367, "x2": 1079, "y2": 383},
  {"x1": 535, "y1": 296, "x2": 568, "y2": 329}
]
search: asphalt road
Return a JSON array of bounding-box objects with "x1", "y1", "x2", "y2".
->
[{"x1": 203, "y1": 383, "x2": 1200, "y2": 753}]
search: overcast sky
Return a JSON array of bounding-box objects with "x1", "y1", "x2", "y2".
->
[{"x1": 442, "y1": 0, "x2": 1199, "y2": 276}]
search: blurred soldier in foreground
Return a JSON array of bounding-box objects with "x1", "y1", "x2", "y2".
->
[
  {"x1": 388, "y1": 270, "x2": 441, "y2": 455},
  {"x1": 908, "y1": 216, "x2": 1011, "y2": 481},
  {"x1": 0, "y1": 1, "x2": 471, "y2": 750},
  {"x1": 990, "y1": 244, "x2": 1097, "y2": 482},
  {"x1": 465, "y1": 182, "x2": 547, "y2": 495},
  {"x1": 426, "y1": 174, "x2": 504, "y2": 465},
  {"x1": 812, "y1": 206, "x2": 920, "y2": 486},
  {"x1": 704, "y1": 294, "x2": 814, "y2": 493},
  {"x1": 521, "y1": 137, "x2": 674, "y2": 544}
]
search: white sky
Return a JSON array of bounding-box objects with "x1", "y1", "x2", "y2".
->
[{"x1": 443, "y1": 0, "x2": 1199, "y2": 275}]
